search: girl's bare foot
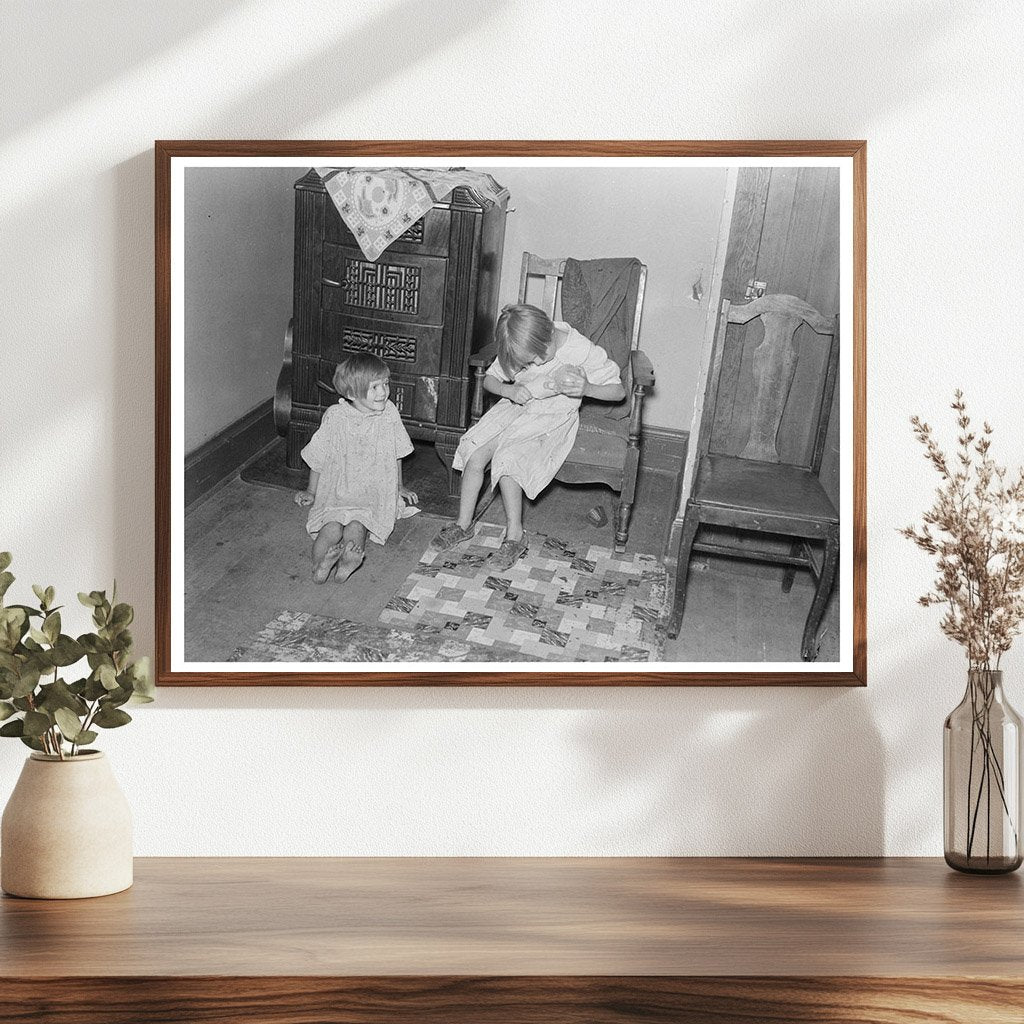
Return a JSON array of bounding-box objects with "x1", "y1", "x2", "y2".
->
[
  {"x1": 334, "y1": 541, "x2": 365, "y2": 584},
  {"x1": 312, "y1": 543, "x2": 343, "y2": 584}
]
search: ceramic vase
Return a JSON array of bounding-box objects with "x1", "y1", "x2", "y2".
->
[
  {"x1": 1, "y1": 751, "x2": 133, "y2": 899},
  {"x1": 944, "y1": 669, "x2": 1023, "y2": 874}
]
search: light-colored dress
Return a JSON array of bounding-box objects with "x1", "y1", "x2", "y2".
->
[
  {"x1": 453, "y1": 324, "x2": 621, "y2": 499},
  {"x1": 301, "y1": 399, "x2": 413, "y2": 545}
]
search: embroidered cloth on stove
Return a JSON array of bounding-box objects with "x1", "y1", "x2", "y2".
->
[{"x1": 315, "y1": 167, "x2": 507, "y2": 261}]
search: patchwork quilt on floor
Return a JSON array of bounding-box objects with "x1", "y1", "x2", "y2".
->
[
  {"x1": 230, "y1": 611, "x2": 544, "y2": 663},
  {"x1": 378, "y1": 523, "x2": 667, "y2": 662}
]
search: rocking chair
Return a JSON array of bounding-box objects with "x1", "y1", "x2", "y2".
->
[{"x1": 467, "y1": 253, "x2": 652, "y2": 552}]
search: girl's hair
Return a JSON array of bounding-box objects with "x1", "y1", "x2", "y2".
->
[
  {"x1": 333, "y1": 351, "x2": 390, "y2": 401},
  {"x1": 495, "y1": 303, "x2": 553, "y2": 377}
]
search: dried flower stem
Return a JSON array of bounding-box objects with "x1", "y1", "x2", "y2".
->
[{"x1": 903, "y1": 391, "x2": 1024, "y2": 864}]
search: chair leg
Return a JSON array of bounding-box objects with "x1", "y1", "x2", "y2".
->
[
  {"x1": 615, "y1": 450, "x2": 640, "y2": 554},
  {"x1": 801, "y1": 526, "x2": 839, "y2": 662},
  {"x1": 613, "y1": 499, "x2": 633, "y2": 553},
  {"x1": 433, "y1": 434, "x2": 460, "y2": 497},
  {"x1": 781, "y1": 539, "x2": 803, "y2": 593},
  {"x1": 667, "y1": 507, "x2": 701, "y2": 640}
]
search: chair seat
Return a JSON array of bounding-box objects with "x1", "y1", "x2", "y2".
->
[
  {"x1": 562, "y1": 404, "x2": 628, "y2": 472},
  {"x1": 694, "y1": 454, "x2": 838, "y2": 525}
]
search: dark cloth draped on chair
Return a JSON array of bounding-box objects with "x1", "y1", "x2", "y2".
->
[{"x1": 561, "y1": 257, "x2": 643, "y2": 421}]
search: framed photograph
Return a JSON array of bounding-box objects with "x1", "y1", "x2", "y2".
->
[{"x1": 156, "y1": 141, "x2": 865, "y2": 686}]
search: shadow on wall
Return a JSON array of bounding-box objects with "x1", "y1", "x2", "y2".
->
[
  {"x1": 2, "y1": 0, "x2": 505, "y2": 143},
  {"x1": 192, "y1": 0, "x2": 506, "y2": 137},
  {"x1": 113, "y1": 151, "x2": 158, "y2": 660},
  {"x1": 722, "y1": 1, "x2": 971, "y2": 131},
  {"x1": 570, "y1": 687, "x2": 885, "y2": 855},
  {"x1": 874, "y1": 631, "x2": 967, "y2": 857},
  {"x1": 1, "y1": 1, "x2": 248, "y2": 139},
  {"x1": 141, "y1": 683, "x2": 885, "y2": 856}
]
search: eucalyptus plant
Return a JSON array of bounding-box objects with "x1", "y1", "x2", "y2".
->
[{"x1": 0, "y1": 552, "x2": 153, "y2": 759}]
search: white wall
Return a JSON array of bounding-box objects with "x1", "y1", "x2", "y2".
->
[
  {"x1": 184, "y1": 166, "x2": 299, "y2": 453},
  {"x1": 0, "y1": 0, "x2": 1021, "y2": 856}
]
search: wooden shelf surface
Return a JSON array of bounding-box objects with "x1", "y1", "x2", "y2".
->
[{"x1": 3, "y1": 857, "x2": 1023, "y2": 1022}]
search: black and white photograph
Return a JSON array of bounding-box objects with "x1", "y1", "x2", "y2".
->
[{"x1": 159, "y1": 144, "x2": 863, "y2": 684}]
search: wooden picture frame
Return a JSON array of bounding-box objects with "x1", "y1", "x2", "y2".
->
[{"x1": 156, "y1": 140, "x2": 866, "y2": 686}]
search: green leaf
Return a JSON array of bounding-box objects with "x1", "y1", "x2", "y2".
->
[
  {"x1": 75, "y1": 730, "x2": 98, "y2": 746},
  {"x1": 83, "y1": 674, "x2": 108, "y2": 701},
  {"x1": 104, "y1": 685, "x2": 132, "y2": 708},
  {"x1": 42, "y1": 611, "x2": 61, "y2": 644},
  {"x1": 28, "y1": 627, "x2": 49, "y2": 646},
  {"x1": 0, "y1": 701, "x2": 15, "y2": 721},
  {"x1": 32, "y1": 584, "x2": 48, "y2": 608},
  {"x1": 54, "y1": 707, "x2": 85, "y2": 742},
  {"x1": 78, "y1": 592, "x2": 100, "y2": 608},
  {"x1": 44, "y1": 586, "x2": 55, "y2": 608},
  {"x1": 0, "y1": 552, "x2": 11, "y2": 573},
  {"x1": 98, "y1": 664, "x2": 118, "y2": 690},
  {"x1": 127, "y1": 657, "x2": 155, "y2": 701},
  {"x1": 11, "y1": 665, "x2": 41, "y2": 699},
  {"x1": 19, "y1": 735, "x2": 45, "y2": 752},
  {"x1": 50, "y1": 634, "x2": 85, "y2": 667},
  {"x1": 110, "y1": 603, "x2": 133, "y2": 629},
  {"x1": 77, "y1": 634, "x2": 100, "y2": 653},
  {"x1": 3, "y1": 606, "x2": 27, "y2": 628},
  {"x1": 0, "y1": 607, "x2": 27, "y2": 651},
  {"x1": 0, "y1": 651, "x2": 19, "y2": 673},
  {"x1": 93, "y1": 705, "x2": 132, "y2": 729},
  {"x1": 0, "y1": 571, "x2": 14, "y2": 602},
  {"x1": 82, "y1": 636, "x2": 113, "y2": 656},
  {"x1": 37, "y1": 678, "x2": 88, "y2": 717},
  {"x1": 8, "y1": 604, "x2": 42, "y2": 619},
  {"x1": 22, "y1": 710, "x2": 51, "y2": 738},
  {"x1": 0, "y1": 718, "x2": 24, "y2": 737}
]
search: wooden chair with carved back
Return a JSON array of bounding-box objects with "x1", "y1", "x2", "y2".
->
[
  {"x1": 467, "y1": 253, "x2": 652, "y2": 552},
  {"x1": 666, "y1": 294, "x2": 840, "y2": 661}
]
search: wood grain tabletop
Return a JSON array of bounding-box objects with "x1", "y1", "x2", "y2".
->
[
  {"x1": 1, "y1": 856, "x2": 1021, "y2": 976},
  {"x1": 3, "y1": 857, "x2": 1022, "y2": 1022}
]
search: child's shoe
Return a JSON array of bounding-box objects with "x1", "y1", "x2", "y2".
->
[
  {"x1": 312, "y1": 543, "x2": 343, "y2": 584},
  {"x1": 430, "y1": 522, "x2": 475, "y2": 550},
  {"x1": 488, "y1": 533, "x2": 528, "y2": 571}
]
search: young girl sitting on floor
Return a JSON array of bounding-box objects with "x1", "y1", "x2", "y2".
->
[
  {"x1": 431, "y1": 303, "x2": 625, "y2": 571},
  {"x1": 295, "y1": 352, "x2": 418, "y2": 584}
]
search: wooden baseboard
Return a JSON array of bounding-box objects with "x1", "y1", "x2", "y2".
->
[
  {"x1": 185, "y1": 399, "x2": 277, "y2": 508},
  {"x1": 642, "y1": 424, "x2": 688, "y2": 475},
  {"x1": 183, "y1": 410, "x2": 683, "y2": 509}
]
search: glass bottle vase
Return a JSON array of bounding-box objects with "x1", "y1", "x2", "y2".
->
[{"x1": 944, "y1": 669, "x2": 1023, "y2": 873}]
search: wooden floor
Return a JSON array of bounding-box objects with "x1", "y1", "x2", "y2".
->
[{"x1": 185, "y1": 454, "x2": 836, "y2": 665}]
